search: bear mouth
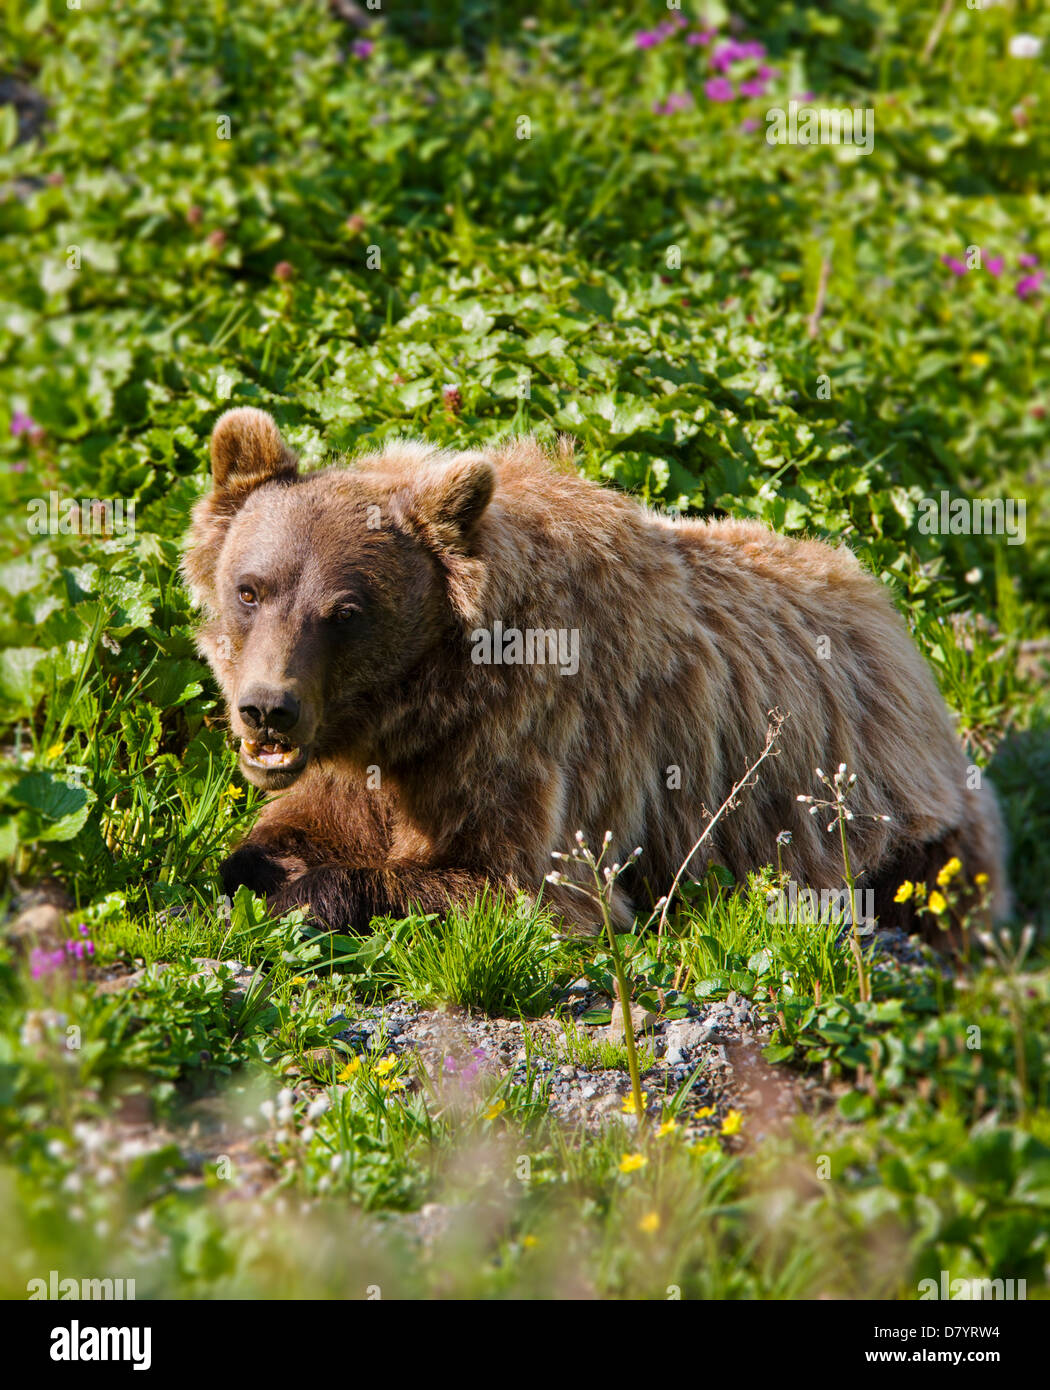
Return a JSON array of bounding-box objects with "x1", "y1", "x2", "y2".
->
[{"x1": 239, "y1": 739, "x2": 309, "y2": 777}]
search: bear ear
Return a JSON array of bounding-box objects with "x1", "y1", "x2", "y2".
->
[
  {"x1": 411, "y1": 456, "x2": 495, "y2": 551},
  {"x1": 209, "y1": 408, "x2": 297, "y2": 496}
]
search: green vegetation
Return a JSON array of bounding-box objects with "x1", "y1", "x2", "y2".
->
[{"x1": 0, "y1": 0, "x2": 1048, "y2": 1299}]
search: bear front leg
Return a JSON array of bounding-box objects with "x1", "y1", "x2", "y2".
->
[{"x1": 266, "y1": 862, "x2": 502, "y2": 933}]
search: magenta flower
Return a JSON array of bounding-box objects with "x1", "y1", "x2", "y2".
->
[
  {"x1": 737, "y1": 40, "x2": 767, "y2": 60},
  {"x1": 941, "y1": 254, "x2": 968, "y2": 276},
  {"x1": 10, "y1": 410, "x2": 36, "y2": 436},
  {"x1": 709, "y1": 43, "x2": 739, "y2": 73},
  {"x1": 738, "y1": 78, "x2": 768, "y2": 98},
  {"x1": 985, "y1": 256, "x2": 1004, "y2": 277},
  {"x1": 654, "y1": 92, "x2": 694, "y2": 115},
  {"x1": 688, "y1": 28, "x2": 716, "y2": 46},
  {"x1": 1019, "y1": 252, "x2": 1039, "y2": 269},
  {"x1": 1016, "y1": 271, "x2": 1044, "y2": 300},
  {"x1": 351, "y1": 39, "x2": 374, "y2": 59},
  {"x1": 740, "y1": 117, "x2": 760, "y2": 132},
  {"x1": 635, "y1": 30, "x2": 660, "y2": 49},
  {"x1": 705, "y1": 77, "x2": 735, "y2": 102},
  {"x1": 758, "y1": 65, "x2": 780, "y2": 80}
]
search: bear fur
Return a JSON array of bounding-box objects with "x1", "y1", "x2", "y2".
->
[{"x1": 183, "y1": 407, "x2": 1009, "y2": 938}]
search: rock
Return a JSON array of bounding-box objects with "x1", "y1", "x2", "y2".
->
[
  {"x1": 7, "y1": 902, "x2": 67, "y2": 946},
  {"x1": 664, "y1": 1019, "x2": 715, "y2": 1060},
  {"x1": 566, "y1": 977, "x2": 590, "y2": 996},
  {"x1": 607, "y1": 1000, "x2": 660, "y2": 1039}
]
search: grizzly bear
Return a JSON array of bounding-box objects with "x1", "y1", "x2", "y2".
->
[{"x1": 182, "y1": 407, "x2": 1008, "y2": 938}]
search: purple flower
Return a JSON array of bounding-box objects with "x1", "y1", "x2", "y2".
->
[
  {"x1": 709, "y1": 42, "x2": 739, "y2": 73},
  {"x1": 941, "y1": 254, "x2": 968, "y2": 276},
  {"x1": 705, "y1": 77, "x2": 735, "y2": 102},
  {"x1": 687, "y1": 28, "x2": 716, "y2": 46},
  {"x1": 443, "y1": 1055, "x2": 457, "y2": 1074},
  {"x1": 351, "y1": 39, "x2": 374, "y2": 59},
  {"x1": 1016, "y1": 270, "x2": 1044, "y2": 300},
  {"x1": 738, "y1": 78, "x2": 768, "y2": 98},
  {"x1": 460, "y1": 1061, "x2": 480, "y2": 1082},
  {"x1": 758, "y1": 65, "x2": 780, "y2": 80},
  {"x1": 9, "y1": 461, "x2": 26, "y2": 473},
  {"x1": 985, "y1": 256, "x2": 1004, "y2": 277},
  {"x1": 635, "y1": 30, "x2": 660, "y2": 49},
  {"x1": 740, "y1": 117, "x2": 760, "y2": 133},
  {"x1": 1019, "y1": 252, "x2": 1039, "y2": 269},
  {"x1": 10, "y1": 410, "x2": 36, "y2": 436},
  {"x1": 471, "y1": 1047, "x2": 488, "y2": 1061},
  {"x1": 737, "y1": 40, "x2": 767, "y2": 60},
  {"x1": 655, "y1": 91, "x2": 694, "y2": 115}
]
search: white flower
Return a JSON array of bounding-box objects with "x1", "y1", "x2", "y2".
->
[
  {"x1": 259, "y1": 1100, "x2": 276, "y2": 1125},
  {"x1": 1009, "y1": 34, "x2": 1043, "y2": 59},
  {"x1": 306, "y1": 1096, "x2": 329, "y2": 1121}
]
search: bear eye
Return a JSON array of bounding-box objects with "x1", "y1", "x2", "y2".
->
[
  {"x1": 331, "y1": 603, "x2": 358, "y2": 624},
  {"x1": 238, "y1": 586, "x2": 258, "y2": 608}
]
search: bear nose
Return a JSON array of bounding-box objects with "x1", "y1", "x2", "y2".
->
[{"x1": 238, "y1": 688, "x2": 300, "y2": 735}]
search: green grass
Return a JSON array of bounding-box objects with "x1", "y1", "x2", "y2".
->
[{"x1": 0, "y1": 0, "x2": 1049, "y2": 1300}]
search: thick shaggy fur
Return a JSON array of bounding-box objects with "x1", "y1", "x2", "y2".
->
[{"x1": 183, "y1": 409, "x2": 1009, "y2": 938}]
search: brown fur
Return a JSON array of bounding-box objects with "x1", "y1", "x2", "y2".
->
[{"x1": 183, "y1": 408, "x2": 1009, "y2": 938}]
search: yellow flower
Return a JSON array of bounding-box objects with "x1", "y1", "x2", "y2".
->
[
  {"x1": 656, "y1": 1119, "x2": 677, "y2": 1138},
  {"x1": 968, "y1": 351, "x2": 990, "y2": 369},
  {"x1": 46, "y1": 742, "x2": 64, "y2": 760},
  {"x1": 374, "y1": 1056, "x2": 398, "y2": 1076},
  {"x1": 622, "y1": 1091, "x2": 649, "y2": 1115},
  {"x1": 694, "y1": 1105, "x2": 715, "y2": 1119},
  {"x1": 522, "y1": 1234, "x2": 539, "y2": 1249},
  {"x1": 721, "y1": 1109, "x2": 744, "y2": 1137},
  {"x1": 936, "y1": 857, "x2": 962, "y2": 887},
  {"x1": 290, "y1": 976, "x2": 307, "y2": 986},
  {"x1": 975, "y1": 872, "x2": 989, "y2": 887},
  {"x1": 485, "y1": 1098, "x2": 506, "y2": 1121},
  {"x1": 927, "y1": 891, "x2": 947, "y2": 915},
  {"x1": 337, "y1": 1057, "x2": 362, "y2": 1081},
  {"x1": 894, "y1": 881, "x2": 914, "y2": 903},
  {"x1": 227, "y1": 783, "x2": 244, "y2": 800},
  {"x1": 638, "y1": 1211, "x2": 661, "y2": 1234},
  {"x1": 689, "y1": 1139, "x2": 718, "y2": 1158},
  {"x1": 379, "y1": 1077, "x2": 405, "y2": 1092},
  {"x1": 619, "y1": 1153, "x2": 648, "y2": 1174}
]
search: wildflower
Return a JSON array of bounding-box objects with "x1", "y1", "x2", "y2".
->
[
  {"x1": 306, "y1": 1095, "x2": 329, "y2": 1121},
  {"x1": 639, "y1": 1211, "x2": 661, "y2": 1234},
  {"x1": 273, "y1": 260, "x2": 294, "y2": 282},
  {"x1": 689, "y1": 1139, "x2": 718, "y2": 1157},
  {"x1": 1008, "y1": 35, "x2": 1043, "y2": 59},
  {"x1": 289, "y1": 975, "x2": 307, "y2": 985},
  {"x1": 694, "y1": 1105, "x2": 716, "y2": 1119},
  {"x1": 704, "y1": 77, "x2": 735, "y2": 102},
  {"x1": 337, "y1": 1057, "x2": 361, "y2": 1081},
  {"x1": 927, "y1": 891, "x2": 948, "y2": 915},
  {"x1": 622, "y1": 1091, "x2": 649, "y2": 1115},
  {"x1": 1016, "y1": 271, "x2": 1043, "y2": 300},
  {"x1": 656, "y1": 1118, "x2": 677, "y2": 1138},
  {"x1": 11, "y1": 410, "x2": 37, "y2": 436},
  {"x1": 442, "y1": 383, "x2": 462, "y2": 414},
  {"x1": 985, "y1": 256, "x2": 1004, "y2": 277},
  {"x1": 936, "y1": 857, "x2": 962, "y2": 887},
  {"x1": 740, "y1": 117, "x2": 759, "y2": 133},
  {"x1": 227, "y1": 783, "x2": 244, "y2": 799},
  {"x1": 443, "y1": 1055, "x2": 457, "y2": 1074},
  {"x1": 687, "y1": 29, "x2": 716, "y2": 46},
  {"x1": 941, "y1": 255, "x2": 968, "y2": 276},
  {"x1": 975, "y1": 872, "x2": 990, "y2": 887},
  {"x1": 721, "y1": 1109, "x2": 744, "y2": 1136},
  {"x1": 618, "y1": 1153, "x2": 648, "y2": 1174},
  {"x1": 969, "y1": 352, "x2": 990, "y2": 368},
  {"x1": 484, "y1": 1098, "x2": 506, "y2": 1121},
  {"x1": 374, "y1": 1055, "x2": 398, "y2": 1076},
  {"x1": 738, "y1": 78, "x2": 768, "y2": 98},
  {"x1": 206, "y1": 229, "x2": 226, "y2": 251},
  {"x1": 522, "y1": 1234, "x2": 539, "y2": 1249},
  {"x1": 351, "y1": 38, "x2": 375, "y2": 58},
  {"x1": 635, "y1": 30, "x2": 661, "y2": 50},
  {"x1": 1019, "y1": 252, "x2": 1040, "y2": 269},
  {"x1": 379, "y1": 1077, "x2": 404, "y2": 1092},
  {"x1": 894, "y1": 881, "x2": 914, "y2": 903}
]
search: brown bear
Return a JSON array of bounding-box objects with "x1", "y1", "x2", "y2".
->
[{"x1": 182, "y1": 407, "x2": 1009, "y2": 938}]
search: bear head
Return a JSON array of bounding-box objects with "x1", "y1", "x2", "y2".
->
[{"x1": 182, "y1": 407, "x2": 494, "y2": 789}]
